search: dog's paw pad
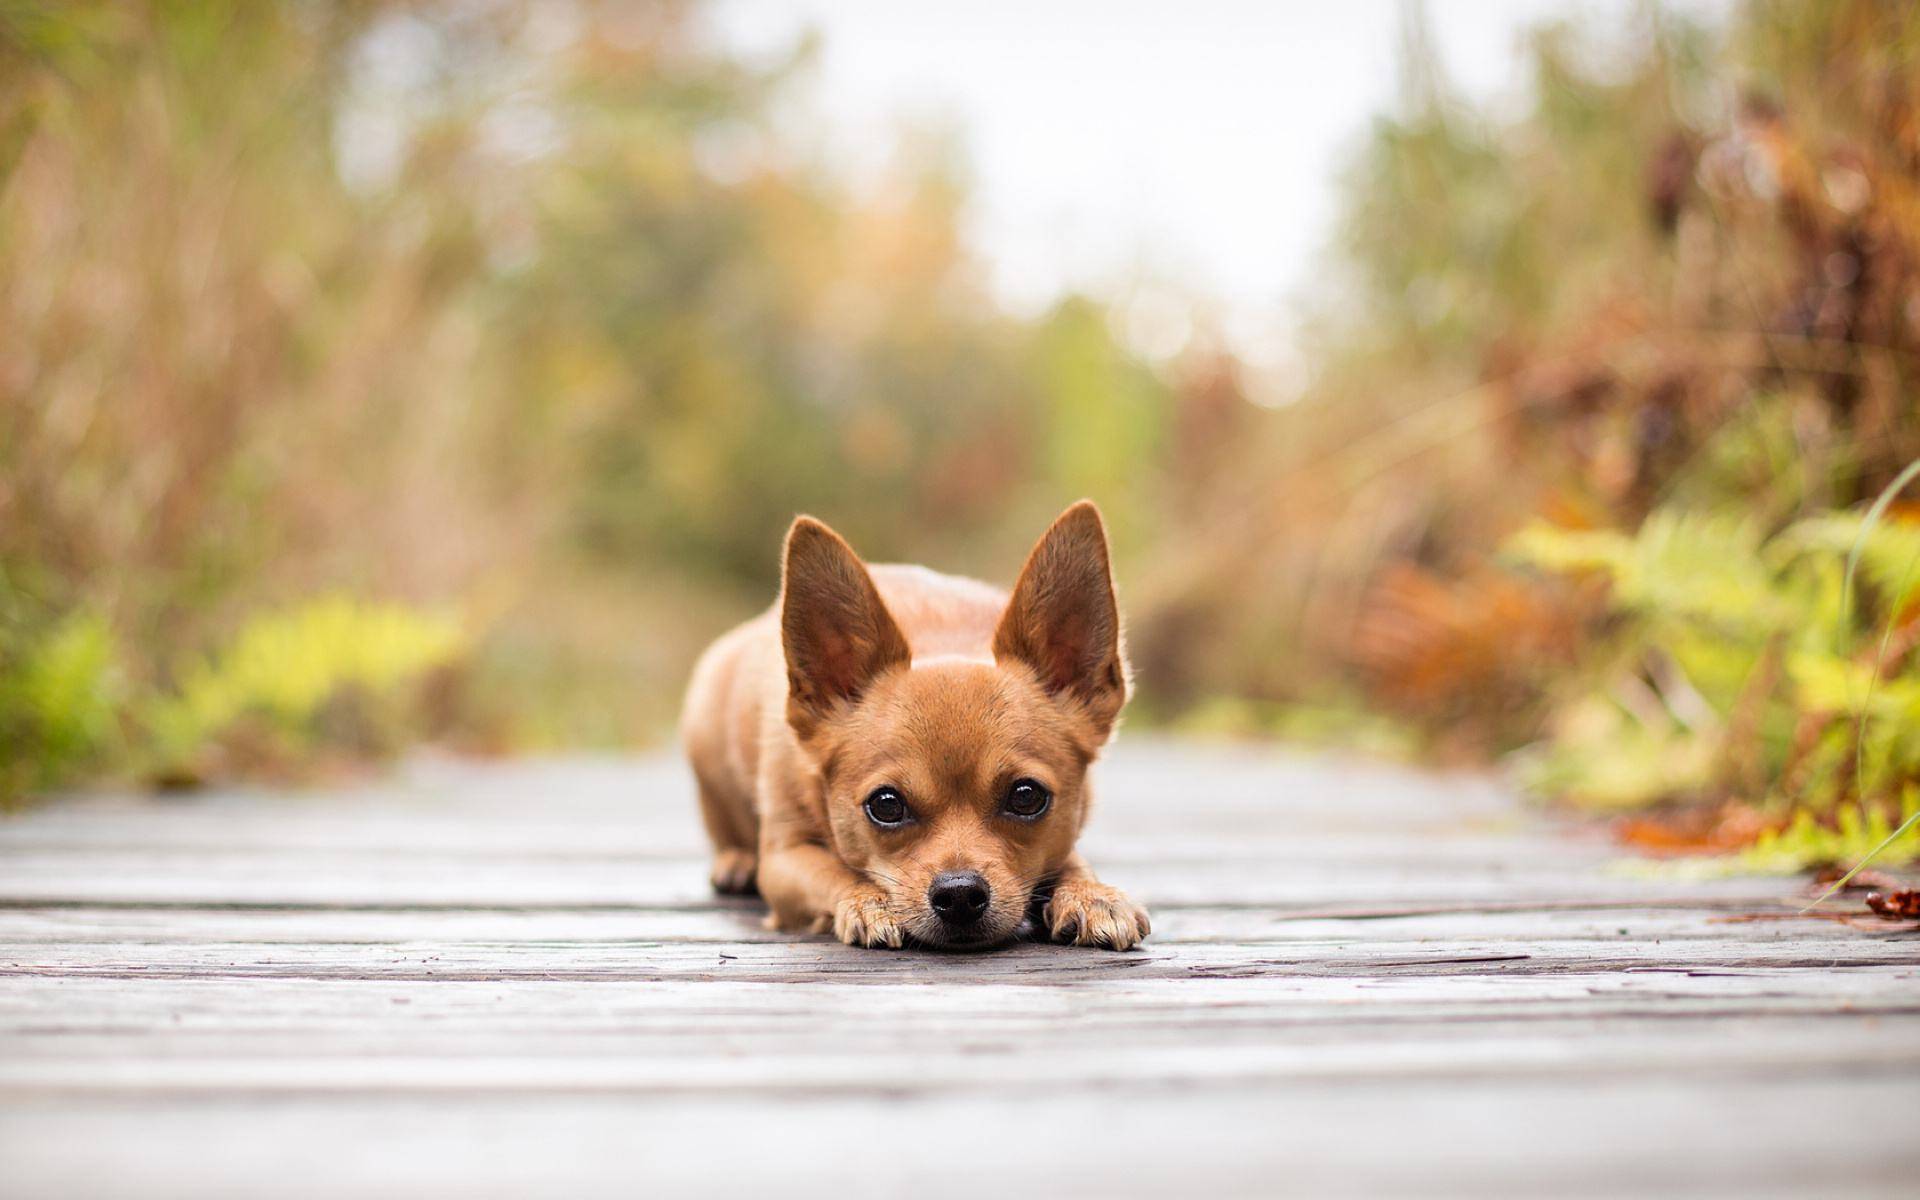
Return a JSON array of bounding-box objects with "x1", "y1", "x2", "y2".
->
[
  {"x1": 709, "y1": 849, "x2": 758, "y2": 896},
  {"x1": 833, "y1": 889, "x2": 905, "y2": 949},
  {"x1": 1046, "y1": 881, "x2": 1150, "y2": 950}
]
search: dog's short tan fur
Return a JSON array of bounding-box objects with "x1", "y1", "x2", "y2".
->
[{"x1": 680, "y1": 501, "x2": 1149, "y2": 950}]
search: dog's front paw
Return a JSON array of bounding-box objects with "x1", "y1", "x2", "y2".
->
[
  {"x1": 709, "y1": 848, "x2": 758, "y2": 895},
  {"x1": 832, "y1": 886, "x2": 906, "y2": 949},
  {"x1": 1046, "y1": 879, "x2": 1150, "y2": 950}
]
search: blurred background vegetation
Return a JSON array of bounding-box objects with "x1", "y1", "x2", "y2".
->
[{"x1": 2, "y1": 1, "x2": 1917, "y2": 869}]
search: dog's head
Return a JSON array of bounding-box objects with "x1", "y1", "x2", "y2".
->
[{"x1": 780, "y1": 501, "x2": 1128, "y2": 949}]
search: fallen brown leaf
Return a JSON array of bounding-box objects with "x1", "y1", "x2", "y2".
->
[{"x1": 1864, "y1": 889, "x2": 1920, "y2": 919}]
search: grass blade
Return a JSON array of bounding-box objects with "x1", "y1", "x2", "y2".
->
[{"x1": 1804, "y1": 457, "x2": 1920, "y2": 910}]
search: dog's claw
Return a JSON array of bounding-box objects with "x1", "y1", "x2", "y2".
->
[
  {"x1": 1045, "y1": 879, "x2": 1149, "y2": 950},
  {"x1": 833, "y1": 887, "x2": 906, "y2": 949}
]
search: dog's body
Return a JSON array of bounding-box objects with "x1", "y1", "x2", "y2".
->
[{"x1": 680, "y1": 502, "x2": 1149, "y2": 950}]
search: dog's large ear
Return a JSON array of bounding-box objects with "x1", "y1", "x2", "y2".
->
[
  {"x1": 781, "y1": 516, "x2": 910, "y2": 736},
  {"x1": 993, "y1": 500, "x2": 1128, "y2": 734}
]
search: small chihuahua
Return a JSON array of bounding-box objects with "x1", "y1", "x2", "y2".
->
[{"x1": 680, "y1": 501, "x2": 1149, "y2": 950}]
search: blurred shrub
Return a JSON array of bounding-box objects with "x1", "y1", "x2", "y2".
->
[
  {"x1": 1, "y1": 592, "x2": 464, "y2": 802},
  {"x1": 0, "y1": 605, "x2": 123, "y2": 802},
  {"x1": 0, "y1": 1, "x2": 1196, "y2": 796},
  {"x1": 1115, "y1": 0, "x2": 1920, "y2": 867},
  {"x1": 1143, "y1": 0, "x2": 1919, "y2": 716},
  {"x1": 142, "y1": 596, "x2": 466, "y2": 784},
  {"x1": 1736, "y1": 792, "x2": 1920, "y2": 874},
  {"x1": 1350, "y1": 563, "x2": 1591, "y2": 761},
  {"x1": 1506, "y1": 504, "x2": 1920, "y2": 831}
]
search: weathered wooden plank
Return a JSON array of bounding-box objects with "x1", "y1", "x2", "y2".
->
[
  {"x1": 5, "y1": 970, "x2": 1918, "y2": 1035},
  {"x1": 9, "y1": 1028, "x2": 1918, "y2": 1112},
  {"x1": 0, "y1": 903, "x2": 1879, "y2": 946},
  {"x1": 4, "y1": 1077, "x2": 1917, "y2": 1199},
  {"x1": 0, "y1": 851, "x2": 1803, "y2": 909},
  {"x1": 6, "y1": 934, "x2": 1918, "y2": 984},
  {"x1": 7, "y1": 1017, "x2": 1920, "y2": 1095}
]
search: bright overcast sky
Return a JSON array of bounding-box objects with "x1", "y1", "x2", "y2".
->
[{"x1": 703, "y1": 1, "x2": 1728, "y2": 373}]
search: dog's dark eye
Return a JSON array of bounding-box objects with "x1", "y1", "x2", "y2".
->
[
  {"x1": 863, "y1": 787, "x2": 910, "y2": 827},
  {"x1": 1002, "y1": 778, "x2": 1051, "y2": 819}
]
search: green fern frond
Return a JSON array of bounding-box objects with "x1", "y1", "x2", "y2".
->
[
  {"x1": 1508, "y1": 512, "x2": 1781, "y2": 632},
  {"x1": 1778, "y1": 513, "x2": 1920, "y2": 616}
]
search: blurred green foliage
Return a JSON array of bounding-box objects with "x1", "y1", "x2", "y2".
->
[
  {"x1": 0, "y1": 604, "x2": 122, "y2": 801},
  {"x1": 3, "y1": 0, "x2": 1918, "y2": 882},
  {"x1": 1287, "y1": 0, "x2": 1920, "y2": 868},
  {"x1": 1508, "y1": 506, "x2": 1920, "y2": 823},
  {"x1": 0, "y1": 0, "x2": 1203, "y2": 799},
  {"x1": 0, "y1": 592, "x2": 464, "y2": 803},
  {"x1": 1736, "y1": 792, "x2": 1920, "y2": 874},
  {"x1": 141, "y1": 597, "x2": 466, "y2": 782}
]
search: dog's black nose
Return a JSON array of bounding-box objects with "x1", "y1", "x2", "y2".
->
[{"x1": 928, "y1": 871, "x2": 991, "y2": 927}]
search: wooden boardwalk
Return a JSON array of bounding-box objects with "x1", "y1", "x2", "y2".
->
[{"x1": 2, "y1": 740, "x2": 1916, "y2": 1198}]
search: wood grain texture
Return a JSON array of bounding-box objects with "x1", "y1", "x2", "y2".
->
[{"x1": 1, "y1": 739, "x2": 1915, "y2": 1199}]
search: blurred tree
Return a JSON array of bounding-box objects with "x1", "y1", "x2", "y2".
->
[{"x1": 0, "y1": 0, "x2": 1180, "y2": 787}]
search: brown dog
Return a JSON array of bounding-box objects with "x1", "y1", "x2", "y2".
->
[{"x1": 679, "y1": 501, "x2": 1149, "y2": 950}]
